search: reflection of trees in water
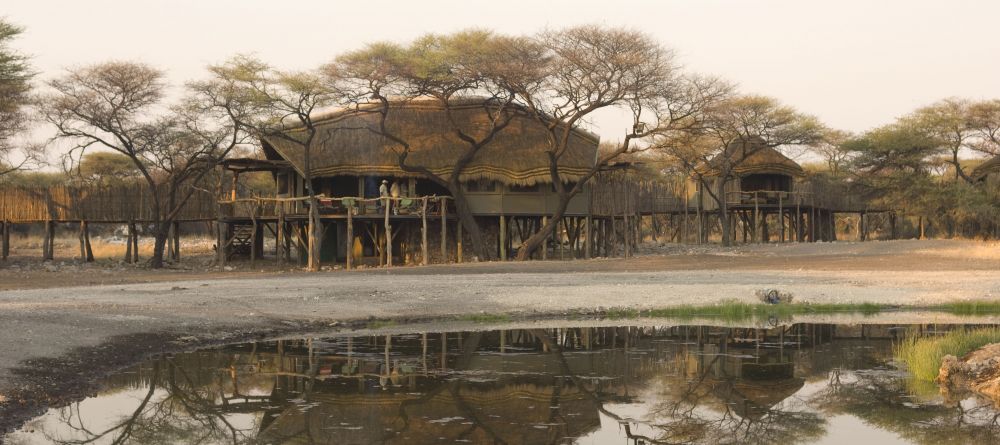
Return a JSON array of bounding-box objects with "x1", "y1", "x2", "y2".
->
[
  {"x1": 39, "y1": 352, "x2": 265, "y2": 445},
  {"x1": 531, "y1": 328, "x2": 826, "y2": 445},
  {"x1": 811, "y1": 368, "x2": 1000, "y2": 445}
]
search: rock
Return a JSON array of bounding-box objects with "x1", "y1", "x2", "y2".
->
[
  {"x1": 755, "y1": 288, "x2": 794, "y2": 304},
  {"x1": 223, "y1": 266, "x2": 235, "y2": 272},
  {"x1": 936, "y1": 343, "x2": 1000, "y2": 404}
]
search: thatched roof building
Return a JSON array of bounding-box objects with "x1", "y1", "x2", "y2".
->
[
  {"x1": 971, "y1": 155, "x2": 1000, "y2": 182},
  {"x1": 262, "y1": 98, "x2": 600, "y2": 186},
  {"x1": 697, "y1": 137, "x2": 805, "y2": 178}
]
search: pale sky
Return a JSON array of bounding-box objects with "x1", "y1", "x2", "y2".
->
[{"x1": 6, "y1": 0, "x2": 1000, "y2": 142}]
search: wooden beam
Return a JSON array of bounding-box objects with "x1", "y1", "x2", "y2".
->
[{"x1": 584, "y1": 215, "x2": 592, "y2": 259}]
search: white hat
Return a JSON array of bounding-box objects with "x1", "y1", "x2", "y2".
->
[{"x1": 382, "y1": 179, "x2": 388, "y2": 184}]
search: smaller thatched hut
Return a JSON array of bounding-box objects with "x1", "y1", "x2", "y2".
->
[{"x1": 694, "y1": 137, "x2": 806, "y2": 210}]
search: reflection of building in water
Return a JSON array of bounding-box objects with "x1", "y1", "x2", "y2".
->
[{"x1": 53, "y1": 323, "x2": 1000, "y2": 445}]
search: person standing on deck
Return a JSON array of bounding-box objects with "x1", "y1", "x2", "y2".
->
[
  {"x1": 379, "y1": 179, "x2": 389, "y2": 212},
  {"x1": 390, "y1": 181, "x2": 401, "y2": 215}
]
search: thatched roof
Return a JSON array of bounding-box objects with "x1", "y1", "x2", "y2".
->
[
  {"x1": 971, "y1": 155, "x2": 1000, "y2": 182},
  {"x1": 698, "y1": 137, "x2": 805, "y2": 178},
  {"x1": 262, "y1": 98, "x2": 600, "y2": 185}
]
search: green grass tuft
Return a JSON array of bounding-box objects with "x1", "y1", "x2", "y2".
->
[
  {"x1": 459, "y1": 313, "x2": 512, "y2": 323},
  {"x1": 641, "y1": 301, "x2": 887, "y2": 322},
  {"x1": 940, "y1": 301, "x2": 1000, "y2": 316},
  {"x1": 895, "y1": 327, "x2": 1000, "y2": 382}
]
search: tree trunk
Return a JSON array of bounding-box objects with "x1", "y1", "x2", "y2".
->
[
  {"x1": 449, "y1": 187, "x2": 490, "y2": 261},
  {"x1": 149, "y1": 221, "x2": 171, "y2": 269},
  {"x1": 516, "y1": 194, "x2": 573, "y2": 260}
]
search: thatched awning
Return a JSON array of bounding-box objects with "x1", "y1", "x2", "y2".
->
[
  {"x1": 971, "y1": 155, "x2": 1000, "y2": 182},
  {"x1": 697, "y1": 137, "x2": 805, "y2": 178},
  {"x1": 262, "y1": 98, "x2": 600, "y2": 185}
]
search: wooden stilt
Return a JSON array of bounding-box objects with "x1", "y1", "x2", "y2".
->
[
  {"x1": 584, "y1": 215, "x2": 592, "y2": 259},
  {"x1": 130, "y1": 220, "x2": 139, "y2": 263},
  {"x1": 456, "y1": 221, "x2": 463, "y2": 263},
  {"x1": 171, "y1": 221, "x2": 180, "y2": 261},
  {"x1": 623, "y1": 212, "x2": 630, "y2": 259},
  {"x1": 439, "y1": 199, "x2": 447, "y2": 261},
  {"x1": 541, "y1": 216, "x2": 548, "y2": 260},
  {"x1": 753, "y1": 193, "x2": 760, "y2": 243},
  {"x1": 124, "y1": 220, "x2": 133, "y2": 263},
  {"x1": 385, "y1": 197, "x2": 392, "y2": 268},
  {"x1": 78, "y1": 221, "x2": 87, "y2": 261},
  {"x1": 277, "y1": 206, "x2": 286, "y2": 265},
  {"x1": 250, "y1": 214, "x2": 258, "y2": 267},
  {"x1": 778, "y1": 192, "x2": 784, "y2": 243},
  {"x1": 499, "y1": 215, "x2": 507, "y2": 261},
  {"x1": 420, "y1": 197, "x2": 427, "y2": 266},
  {"x1": 2, "y1": 220, "x2": 10, "y2": 261}
]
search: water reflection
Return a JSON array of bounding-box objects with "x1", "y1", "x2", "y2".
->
[{"x1": 9, "y1": 324, "x2": 1000, "y2": 444}]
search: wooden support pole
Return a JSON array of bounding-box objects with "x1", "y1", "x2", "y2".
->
[
  {"x1": 124, "y1": 220, "x2": 133, "y2": 263},
  {"x1": 277, "y1": 206, "x2": 286, "y2": 266},
  {"x1": 778, "y1": 192, "x2": 784, "y2": 243},
  {"x1": 216, "y1": 168, "x2": 227, "y2": 268},
  {"x1": 171, "y1": 221, "x2": 180, "y2": 262},
  {"x1": 1, "y1": 220, "x2": 10, "y2": 261},
  {"x1": 456, "y1": 221, "x2": 463, "y2": 263},
  {"x1": 385, "y1": 197, "x2": 392, "y2": 268},
  {"x1": 623, "y1": 212, "x2": 630, "y2": 259},
  {"x1": 541, "y1": 216, "x2": 548, "y2": 260},
  {"x1": 78, "y1": 221, "x2": 87, "y2": 261},
  {"x1": 584, "y1": 215, "x2": 592, "y2": 259},
  {"x1": 753, "y1": 193, "x2": 760, "y2": 243},
  {"x1": 42, "y1": 219, "x2": 52, "y2": 261},
  {"x1": 130, "y1": 220, "x2": 139, "y2": 263},
  {"x1": 420, "y1": 197, "x2": 427, "y2": 266},
  {"x1": 796, "y1": 201, "x2": 802, "y2": 242},
  {"x1": 440, "y1": 199, "x2": 447, "y2": 261},
  {"x1": 499, "y1": 215, "x2": 507, "y2": 261},
  {"x1": 345, "y1": 204, "x2": 353, "y2": 269},
  {"x1": 250, "y1": 214, "x2": 258, "y2": 267}
]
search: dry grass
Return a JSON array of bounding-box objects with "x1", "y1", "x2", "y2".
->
[
  {"x1": 8, "y1": 235, "x2": 215, "y2": 261},
  {"x1": 914, "y1": 240, "x2": 1000, "y2": 260}
]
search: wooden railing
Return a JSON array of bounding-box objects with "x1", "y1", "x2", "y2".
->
[
  {"x1": 724, "y1": 190, "x2": 816, "y2": 208},
  {"x1": 216, "y1": 195, "x2": 453, "y2": 219}
]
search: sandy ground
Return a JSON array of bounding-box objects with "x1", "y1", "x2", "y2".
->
[{"x1": 0, "y1": 239, "x2": 999, "y2": 434}]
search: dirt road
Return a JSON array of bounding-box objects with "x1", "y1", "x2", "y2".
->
[{"x1": 0, "y1": 239, "x2": 998, "y2": 433}]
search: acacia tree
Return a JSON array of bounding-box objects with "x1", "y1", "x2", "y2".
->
[
  {"x1": 509, "y1": 26, "x2": 730, "y2": 259},
  {"x1": 0, "y1": 19, "x2": 37, "y2": 176},
  {"x1": 41, "y1": 61, "x2": 248, "y2": 268},
  {"x1": 204, "y1": 56, "x2": 345, "y2": 271},
  {"x1": 331, "y1": 31, "x2": 544, "y2": 261}
]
